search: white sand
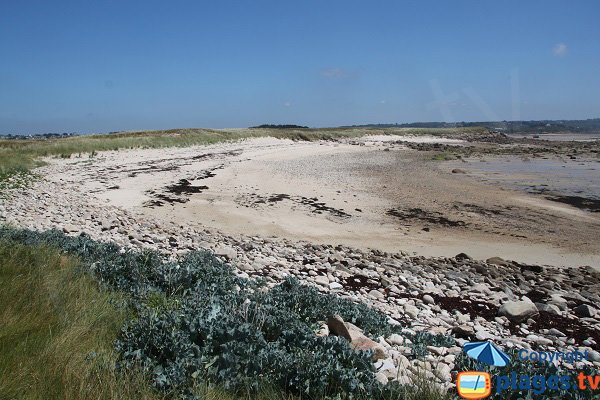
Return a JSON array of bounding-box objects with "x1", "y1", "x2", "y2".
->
[{"x1": 47, "y1": 135, "x2": 600, "y2": 268}]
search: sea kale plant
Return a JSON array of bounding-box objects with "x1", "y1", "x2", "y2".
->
[{"x1": 0, "y1": 227, "x2": 454, "y2": 399}]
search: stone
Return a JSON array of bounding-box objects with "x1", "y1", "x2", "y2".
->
[
  {"x1": 394, "y1": 353, "x2": 411, "y2": 369},
  {"x1": 404, "y1": 304, "x2": 419, "y2": 319},
  {"x1": 422, "y1": 294, "x2": 435, "y2": 305},
  {"x1": 327, "y1": 315, "x2": 386, "y2": 360},
  {"x1": 451, "y1": 324, "x2": 475, "y2": 339},
  {"x1": 486, "y1": 256, "x2": 510, "y2": 267},
  {"x1": 62, "y1": 224, "x2": 79, "y2": 233},
  {"x1": 214, "y1": 245, "x2": 236, "y2": 260},
  {"x1": 314, "y1": 275, "x2": 330, "y2": 287},
  {"x1": 526, "y1": 334, "x2": 553, "y2": 346},
  {"x1": 455, "y1": 253, "x2": 472, "y2": 261},
  {"x1": 475, "y1": 330, "x2": 495, "y2": 341},
  {"x1": 329, "y1": 282, "x2": 343, "y2": 290},
  {"x1": 427, "y1": 346, "x2": 447, "y2": 356},
  {"x1": 546, "y1": 328, "x2": 566, "y2": 337},
  {"x1": 349, "y1": 336, "x2": 387, "y2": 360},
  {"x1": 574, "y1": 304, "x2": 597, "y2": 318},
  {"x1": 535, "y1": 303, "x2": 562, "y2": 315},
  {"x1": 498, "y1": 300, "x2": 539, "y2": 322},
  {"x1": 101, "y1": 218, "x2": 115, "y2": 231},
  {"x1": 386, "y1": 333, "x2": 405, "y2": 346},
  {"x1": 374, "y1": 358, "x2": 397, "y2": 379},
  {"x1": 434, "y1": 363, "x2": 452, "y2": 381},
  {"x1": 587, "y1": 350, "x2": 600, "y2": 362},
  {"x1": 327, "y1": 315, "x2": 352, "y2": 339}
]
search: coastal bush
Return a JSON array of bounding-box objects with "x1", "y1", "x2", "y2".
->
[{"x1": 0, "y1": 227, "x2": 453, "y2": 399}]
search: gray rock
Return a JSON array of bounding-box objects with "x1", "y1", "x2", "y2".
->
[
  {"x1": 314, "y1": 275, "x2": 330, "y2": 287},
  {"x1": 574, "y1": 304, "x2": 597, "y2": 318},
  {"x1": 434, "y1": 363, "x2": 452, "y2": 381},
  {"x1": 427, "y1": 346, "x2": 447, "y2": 356},
  {"x1": 546, "y1": 328, "x2": 566, "y2": 337},
  {"x1": 587, "y1": 350, "x2": 600, "y2": 362},
  {"x1": 452, "y1": 325, "x2": 475, "y2": 338},
  {"x1": 214, "y1": 245, "x2": 237, "y2": 260},
  {"x1": 101, "y1": 218, "x2": 115, "y2": 231},
  {"x1": 374, "y1": 358, "x2": 397, "y2": 379},
  {"x1": 486, "y1": 256, "x2": 510, "y2": 267},
  {"x1": 403, "y1": 304, "x2": 419, "y2": 319},
  {"x1": 62, "y1": 224, "x2": 79, "y2": 233},
  {"x1": 535, "y1": 303, "x2": 562, "y2": 315},
  {"x1": 498, "y1": 301, "x2": 539, "y2": 322},
  {"x1": 329, "y1": 282, "x2": 343, "y2": 290},
  {"x1": 526, "y1": 334, "x2": 553, "y2": 346},
  {"x1": 455, "y1": 253, "x2": 472, "y2": 261},
  {"x1": 386, "y1": 333, "x2": 405, "y2": 346},
  {"x1": 422, "y1": 294, "x2": 435, "y2": 305},
  {"x1": 327, "y1": 315, "x2": 352, "y2": 339},
  {"x1": 476, "y1": 330, "x2": 495, "y2": 341}
]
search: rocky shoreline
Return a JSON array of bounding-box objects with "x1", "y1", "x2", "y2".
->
[{"x1": 1, "y1": 141, "x2": 599, "y2": 389}]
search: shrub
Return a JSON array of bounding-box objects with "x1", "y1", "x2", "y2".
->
[{"x1": 0, "y1": 227, "x2": 454, "y2": 399}]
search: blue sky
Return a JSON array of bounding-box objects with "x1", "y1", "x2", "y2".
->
[{"x1": 1, "y1": 0, "x2": 599, "y2": 133}]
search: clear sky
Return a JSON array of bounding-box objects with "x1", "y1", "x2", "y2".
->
[{"x1": 1, "y1": 0, "x2": 599, "y2": 133}]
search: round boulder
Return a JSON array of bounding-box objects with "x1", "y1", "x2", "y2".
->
[{"x1": 498, "y1": 300, "x2": 539, "y2": 323}]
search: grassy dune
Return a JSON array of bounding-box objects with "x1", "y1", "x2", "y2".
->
[
  {"x1": 0, "y1": 239, "x2": 160, "y2": 399},
  {"x1": 0, "y1": 126, "x2": 484, "y2": 181}
]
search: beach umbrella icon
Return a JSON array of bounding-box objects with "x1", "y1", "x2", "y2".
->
[{"x1": 464, "y1": 341, "x2": 511, "y2": 367}]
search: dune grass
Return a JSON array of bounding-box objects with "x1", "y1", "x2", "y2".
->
[
  {"x1": 0, "y1": 238, "x2": 162, "y2": 399},
  {"x1": 0, "y1": 126, "x2": 485, "y2": 183}
]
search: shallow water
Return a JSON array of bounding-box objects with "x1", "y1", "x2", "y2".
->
[
  {"x1": 456, "y1": 157, "x2": 600, "y2": 210},
  {"x1": 506, "y1": 133, "x2": 600, "y2": 142}
]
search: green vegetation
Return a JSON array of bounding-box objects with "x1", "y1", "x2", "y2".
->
[
  {"x1": 0, "y1": 126, "x2": 484, "y2": 183},
  {"x1": 0, "y1": 171, "x2": 39, "y2": 193},
  {"x1": 0, "y1": 227, "x2": 451, "y2": 399},
  {"x1": 0, "y1": 237, "x2": 160, "y2": 399},
  {"x1": 250, "y1": 124, "x2": 310, "y2": 129}
]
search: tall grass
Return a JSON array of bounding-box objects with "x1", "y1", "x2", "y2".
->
[
  {"x1": 0, "y1": 238, "x2": 162, "y2": 399},
  {"x1": 0, "y1": 126, "x2": 485, "y2": 182}
]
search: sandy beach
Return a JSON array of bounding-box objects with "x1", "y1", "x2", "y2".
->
[{"x1": 45, "y1": 134, "x2": 600, "y2": 268}]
